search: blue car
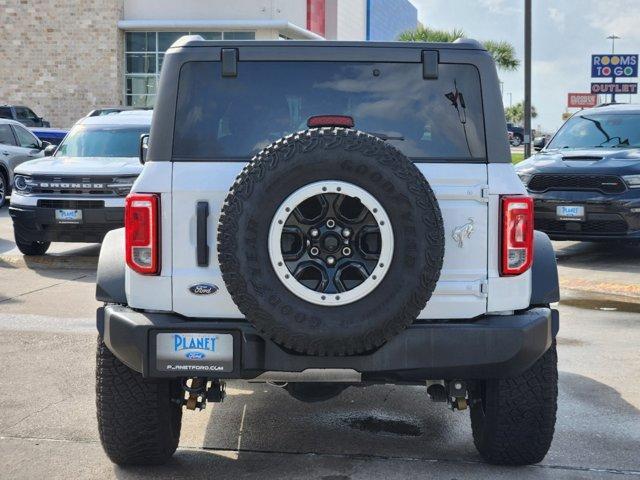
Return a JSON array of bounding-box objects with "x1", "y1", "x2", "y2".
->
[{"x1": 30, "y1": 127, "x2": 68, "y2": 146}]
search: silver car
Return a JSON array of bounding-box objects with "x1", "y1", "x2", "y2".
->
[{"x1": 0, "y1": 118, "x2": 47, "y2": 207}]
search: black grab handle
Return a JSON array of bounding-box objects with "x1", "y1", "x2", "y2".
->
[{"x1": 196, "y1": 201, "x2": 209, "y2": 267}]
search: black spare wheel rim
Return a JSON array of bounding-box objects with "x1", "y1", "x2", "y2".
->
[
  {"x1": 269, "y1": 180, "x2": 394, "y2": 306},
  {"x1": 218, "y1": 128, "x2": 445, "y2": 356}
]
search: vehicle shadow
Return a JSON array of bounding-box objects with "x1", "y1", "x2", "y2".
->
[
  {"x1": 553, "y1": 240, "x2": 640, "y2": 274},
  {"x1": 108, "y1": 372, "x2": 640, "y2": 479}
]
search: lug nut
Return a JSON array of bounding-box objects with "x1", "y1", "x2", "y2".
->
[
  {"x1": 342, "y1": 228, "x2": 351, "y2": 238},
  {"x1": 309, "y1": 228, "x2": 319, "y2": 238},
  {"x1": 326, "y1": 256, "x2": 336, "y2": 266},
  {"x1": 310, "y1": 247, "x2": 319, "y2": 256},
  {"x1": 342, "y1": 247, "x2": 351, "y2": 256},
  {"x1": 326, "y1": 219, "x2": 336, "y2": 228}
]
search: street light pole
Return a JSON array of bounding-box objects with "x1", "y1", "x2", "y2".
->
[
  {"x1": 524, "y1": 0, "x2": 532, "y2": 158},
  {"x1": 607, "y1": 34, "x2": 620, "y2": 103}
]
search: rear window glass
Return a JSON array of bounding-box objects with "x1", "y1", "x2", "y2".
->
[{"x1": 173, "y1": 61, "x2": 486, "y2": 161}]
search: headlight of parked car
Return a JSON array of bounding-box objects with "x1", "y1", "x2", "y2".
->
[
  {"x1": 107, "y1": 176, "x2": 138, "y2": 196},
  {"x1": 13, "y1": 175, "x2": 35, "y2": 194},
  {"x1": 622, "y1": 174, "x2": 640, "y2": 188},
  {"x1": 516, "y1": 171, "x2": 533, "y2": 187}
]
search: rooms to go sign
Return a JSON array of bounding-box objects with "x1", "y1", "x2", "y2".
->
[{"x1": 591, "y1": 54, "x2": 638, "y2": 78}]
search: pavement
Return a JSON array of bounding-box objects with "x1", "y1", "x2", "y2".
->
[{"x1": 0, "y1": 207, "x2": 639, "y2": 479}]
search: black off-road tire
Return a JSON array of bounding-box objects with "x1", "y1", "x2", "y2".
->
[
  {"x1": 96, "y1": 337, "x2": 182, "y2": 465},
  {"x1": 470, "y1": 342, "x2": 558, "y2": 465},
  {"x1": 511, "y1": 134, "x2": 523, "y2": 147},
  {"x1": 218, "y1": 128, "x2": 445, "y2": 356},
  {"x1": 14, "y1": 227, "x2": 50, "y2": 256},
  {"x1": 0, "y1": 170, "x2": 8, "y2": 208}
]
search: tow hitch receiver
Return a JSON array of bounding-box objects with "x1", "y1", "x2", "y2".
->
[
  {"x1": 180, "y1": 378, "x2": 226, "y2": 410},
  {"x1": 448, "y1": 380, "x2": 469, "y2": 410}
]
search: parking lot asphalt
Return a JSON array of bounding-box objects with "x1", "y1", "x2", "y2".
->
[{"x1": 0, "y1": 207, "x2": 639, "y2": 479}]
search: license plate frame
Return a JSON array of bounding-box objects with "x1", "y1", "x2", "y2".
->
[
  {"x1": 54, "y1": 209, "x2": 83, "y2": 224},
  {"x1": 556, "y1": 205, "x2": 585, "y2": 221},
  {"x1": 152, "y1": 331, "x2": 237, "y2": 376}
]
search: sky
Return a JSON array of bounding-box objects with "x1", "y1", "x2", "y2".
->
[{"x1": 410, "y1": 0, "x2": 640, "y2": 133}]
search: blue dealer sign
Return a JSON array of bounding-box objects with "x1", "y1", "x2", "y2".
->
[{"x1": 591, "y1": 54, "x2": 638, "y2": 78}]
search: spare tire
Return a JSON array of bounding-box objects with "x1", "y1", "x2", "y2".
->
[{"x1": 218, "y1": 128, "x2": 444, "y2": 356}]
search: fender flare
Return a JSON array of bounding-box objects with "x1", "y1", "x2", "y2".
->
[
  {"x1": 96, "y1": 228, "x2": 127, "y2": 305},
  {"x1": 530, "y1": 230, "x2": 559, "y2": 306}
]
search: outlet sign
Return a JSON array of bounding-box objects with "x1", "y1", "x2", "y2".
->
[
  {"x1": 567, "y1": 93, "x2": 598, "y2": 108},
  {"x1": 591, "y1": 82, "x2": 638, "y2": 94},
  {"x1": 591, "y1": 54, "x2": 638, "y2": 78}
]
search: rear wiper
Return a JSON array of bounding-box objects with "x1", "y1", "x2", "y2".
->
[{"x1": 371, "y1": 133, "x2": 405, "y2": 141}]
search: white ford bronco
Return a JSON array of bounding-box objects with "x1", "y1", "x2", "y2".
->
[
  {"x1": 9, "y1": 111, "x2": 150, "y2": 255},
  {"x1": 95, "y1": 37, "x2": 560, "y2": 466}
]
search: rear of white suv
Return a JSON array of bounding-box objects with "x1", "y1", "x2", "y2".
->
[
  {"x1": 9, "y1": 111, "x2": 150, "y2": 255},
  {"x1": 94, "y1": 39, "x2": 560, "y2": 467}
]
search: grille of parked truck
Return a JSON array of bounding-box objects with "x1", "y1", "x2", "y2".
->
[
  {"x1": 93, "y1": 37, "x2": 560, "y2": 467},
  {"x1": 8, "y1": 110, "x2": 151, "y2": 255}
]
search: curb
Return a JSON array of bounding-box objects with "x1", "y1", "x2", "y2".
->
[
  {"x1": 559, "y1": 278, "x2": 640, "y2": 303},
  {"x1": 0, "y1": 255, "x2": 98, "y2": 271}
]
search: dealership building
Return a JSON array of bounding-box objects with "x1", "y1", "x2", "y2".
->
[{"x1": 0, "y1": 0, "x2": 418, "y2": 128}]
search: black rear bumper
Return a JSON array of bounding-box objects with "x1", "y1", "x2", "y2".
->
[
  {"x1": 98, "y1": 305, "x2": 558, "y2": 382},
  {"x1": 9, "y1": 204, "x2": 123, "y2": 243}
]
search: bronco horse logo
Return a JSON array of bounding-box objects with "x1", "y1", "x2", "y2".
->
[{"x1": 452, "y1": 218, "x2": 475, "y2": 248}]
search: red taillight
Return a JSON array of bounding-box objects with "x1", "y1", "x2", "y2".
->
[
  {"x1": 307, "y1": 115, "x2": 355, "y2": 128},
  {"x1": 501, "y1": 196, "x2": 534, "y2": 276},
  {"x1": 125, "y1": 193, "x2": 159, "y2": 275}
]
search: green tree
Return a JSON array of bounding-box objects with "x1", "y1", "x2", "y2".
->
[
  {"x1": 505, "y1": 101, "x2": 538, "y2": 124},
  {"x1": 397, "y1": 27, "x2": 520, "y2": 71}
]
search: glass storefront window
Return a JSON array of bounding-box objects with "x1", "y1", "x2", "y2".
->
[
  {"x1": 124, "y1": 31, "x2": 255, "y2": 106},
  {"x1": 126, "y1": 53, "x2": 156, "y2": 74}
]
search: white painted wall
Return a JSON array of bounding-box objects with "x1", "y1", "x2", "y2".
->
[
  {"x1": 124, "y1": 0, "x2": 306, "y2": 26},
  {"x1": 325, "y1": 0, "x2": 366, "y2": 40}
]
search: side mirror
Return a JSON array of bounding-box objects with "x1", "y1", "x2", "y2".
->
[
  {"x1": 139, "y1": 134, "x2": 149, "y2": 164},
  {"x1": 40, "y1": 140, "x2": 51, "y2": 150},
  {"x1": 533, "y1": 137, "x2": 546, "y2": 151},
  {"x1": 43, "y1": 144, "x2": 56, "y2": 156}
]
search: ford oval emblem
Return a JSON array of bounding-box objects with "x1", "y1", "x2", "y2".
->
[
  {"x1": 189, "y1": 283, "x2": 218, "y2": 295},
  {"x1": 186, "y1": 351, "x2": 206, "y2": 360}
]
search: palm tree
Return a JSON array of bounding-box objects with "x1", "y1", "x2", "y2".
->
[
  {"x1": 398, "y1": 27, "x2": 520, "y2": 71},
  {"x1": 505, "y1": 101, "x2": 537, "y2": 124}
]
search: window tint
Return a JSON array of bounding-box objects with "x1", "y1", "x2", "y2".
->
[
  {"x1": 0, "y1": 107, "x2": 11, "y2": 119},
  {"x1": 15, "y1": 107, "x2": 37, "y2": 121},
  {"x1": 0, "y1": 125, "x2": 16, "y2": 145},
  {"x1": 173, "y1": 61, "x2": 486, "y2": 160},
  {"x1": 13, "y1": 125, "x2": 40, "y2": 148},
  {"x1": 56, "y1": 125, "x2": 149, "y2": 157},
  {"x1": 547, "y1": 114, "x2": 640, "y2": 149}
]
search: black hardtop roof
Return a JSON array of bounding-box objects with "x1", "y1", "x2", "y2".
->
[{"x1": 169, "y1": 36, "x2": 486, "y2": 51}]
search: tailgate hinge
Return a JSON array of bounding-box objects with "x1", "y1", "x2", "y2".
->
[
  {"x1": 479, "y1": 280, "x2": 488, "y2": 297},
  {"x1": 480, "y1": 186, "x2": 490, "y2": 202}
]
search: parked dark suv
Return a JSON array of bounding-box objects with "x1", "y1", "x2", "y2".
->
[
  {"x1": 0, "y1": 105, "x2": 50, "y2": 127},
  {"x1": 516, "y1": 104, "x2": 640, "y2": 242}
]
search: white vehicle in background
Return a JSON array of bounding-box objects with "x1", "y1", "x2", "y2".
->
[{"x1": 8, "y1": 110, "x2": 151, "y2": 255}]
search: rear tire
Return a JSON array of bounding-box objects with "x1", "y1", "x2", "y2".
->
[
  {"x1": 511, "y1": 134, "x2": 523, "y2": 147},
  {"x1": 0, "y1": 170, "x2": 7, "y2": 208},
  {"x1": 470, "y1": 342, "x2": 558, "y2": 465},
  {"x1": 96, "y1": 337, "x2": 182, "y2": 465}
]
